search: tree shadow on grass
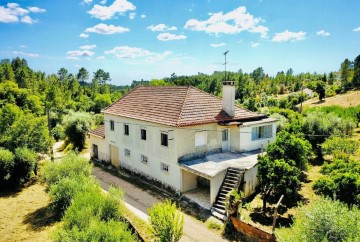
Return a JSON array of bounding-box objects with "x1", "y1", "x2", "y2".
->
[
  {"x1": 23, "y1": 204, "x2": 61, "y2": 231},
  {"x1": 249, "y1": 207, "x2": 293, "y2": 229},
  {"x1": 0, "y1": 178, "x2": 38, "y2": 198}
]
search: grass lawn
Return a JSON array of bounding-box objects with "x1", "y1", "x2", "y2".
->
[
  {"x1": 0, "y1": 181, "x2": 61, "y2": 242},
  {"x1": 302, "y1": 90, "x2": 360, "y2": 109}
]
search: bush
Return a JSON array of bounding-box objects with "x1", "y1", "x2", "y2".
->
[
  {"x1": 43, "y1": 153, "x2": 92, "y2": 186},
  {"x1": 322, "y1": 136, "x2": 360, "y2": 157},
  {"x1": 13, "y1": 147, "x2": 36, "y2": 182},
  {"x1": 0, "y1": 149, "x2": 15, "y2": 188},
  {"x1": 148, "y1": 200, "x2": 184, "y2": 242},
  {"x1": 276, "y1": 197, "x2": 360, "y2": 242},
  {"x1": 205, "y1": 217, "x2": 223, "y2": 230}
]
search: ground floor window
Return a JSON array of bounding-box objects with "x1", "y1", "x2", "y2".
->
[
  {"x1": 124, "y1": 148, "x2": 130, "y2": 157},
  {"x1": 161, "y1": 162, "x2": 169, "y2": 173},
  {"x1": 251, "y1": 124, "x2": 272, "y2": 140},
  {"x1": 141, "y1": 155, "x2": 148, "y2": 164},
  {"x1": 92, "y1": 144, "x2": 98, "y2": 159}
]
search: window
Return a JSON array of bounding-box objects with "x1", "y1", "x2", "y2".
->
[
  {"x1": 92, "y1": 144, "x2": 98, "y2": 159},
  {"x1": 124, "y1": 148, "x2": 130, "y2": 157},
  {"x1": 124, "y1": 124, "x2": 129, "y2": 136},
  {"x1": 110, "y1": 120, "x2": 114, "y2": 131},
  {"x1": 195, "y1": 131, "x2": 207, "y2": 147},
  {"x1": 141, "y1": 129, "x2": 147, "y2": 140},
  {"x1": 161, "y1": 133, "x2": 168, "y2": 147},
  {"x1": 222, "y1": 129, "x2": 229, "y2": 141},
  {"x1": 251, "y1": 125, "x2": 272, "y2": 140},
  {"x1": 161, "y1": 162, "x2": 169, "y2": 173},
  {"x1": 141, "y1": 155, "x2": 148, "y2": 164}
]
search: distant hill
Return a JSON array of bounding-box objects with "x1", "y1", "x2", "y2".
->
[{"x1": 302, "y1": 90, "x2": 360, "y2": 109}]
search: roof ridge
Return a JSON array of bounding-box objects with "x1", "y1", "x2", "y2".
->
[{"x1": 176, "y1": 86, "x2": 191, "y2": 127}]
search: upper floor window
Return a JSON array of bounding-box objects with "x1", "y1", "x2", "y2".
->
[
  {"x1": 141, "y1": 129, "x2": 147, "y2": 140},
  {"x1": 195, "y1": 131, "x2": 207, "y2": 147},
  {"x1": 141, "y1": 155, "x2": 148, "y2": 164},
  {"x1": 124, "y1": 124, "x2": 129, "y2": 136},
  {"x1": 110, "y1": 120, "x2": 114, "y2": 131},
  {"x1": 252, "y1": 125, "x2": 272, "y2": 141},
  {"x1": 161, "y1": 133, "x2": 168, "y2": 147}
]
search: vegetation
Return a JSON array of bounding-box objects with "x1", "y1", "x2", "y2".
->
[
  {"x1": 276, "y1": 197, "x2": 360, "y2": 242},
  {"x1": 148, "y1": 199, "x2": 184, "y2": 242}
]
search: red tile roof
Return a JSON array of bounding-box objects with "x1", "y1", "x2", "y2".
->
[
  {"x1": 89, "y1": 125, "x2": 105, "y2": 138},
  {"x1": 102, "y1": 86, "x2": 266, "y2": 127}
]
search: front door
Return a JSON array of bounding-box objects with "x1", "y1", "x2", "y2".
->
[
  {"x1": 110, "y1": 145, "x2": 119, "y2": 167},
  {"x1": 222, "y1": 129, "x2": 229, "y2": 151},
  {"x1": 92, "y1": 144, "x2": 98, "y2": 159}
]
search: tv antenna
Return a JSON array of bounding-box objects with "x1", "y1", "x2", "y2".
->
[{"x1": 223, "y1": 50, "x2": 229, "y2": 81}]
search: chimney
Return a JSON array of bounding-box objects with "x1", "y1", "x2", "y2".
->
[{"x1": 222, "y1": 80, "x2": 235, "y2": 117}]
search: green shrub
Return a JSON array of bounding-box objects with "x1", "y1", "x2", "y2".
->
[
  {"x1": 321, "y1": 136, "x2": 360, "y2": 156},
  {"x1": 13, "y1": 147, "x2": 36, "y2": 182},
  {"x1": 276, "y1": 197, "x2": 360, "y2": 242},
  {"x1": 0, "y1": 149, "x2": 15, "y2": 188},
  {"x1": 43, "y1": 153, "x2": 92, "y2": 186},
  {"x1": 148, "y1": 200, "x2": 184, "y2": 242},
  {"x1": 205, "y1": 217, "x2": 223, "y2": 230}
]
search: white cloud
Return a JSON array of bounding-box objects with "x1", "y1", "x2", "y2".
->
[
  {"x1": 67, "y1": 56, "x2": 80, "y2": 60},
  {"x1": 184, "y1": 6, "x2": 269, "y2": 37},
  {"x1": 104, "y1": 46, "x2": 171, "y2": 62},
  {"x1": 97, "y1": 56, "x2": 105, "y2": 59},
  {"x1": 66, "y1": 50, "x2": 95, "y2": 58},
  {"x1": 0, "y1": 3, "x2": 45, "y2": 24},
  {"x1": 28, "y1": 7, "x2": 46, "y2": 13},
  {"x1": 80, "y1": 44, "x2": 97, "y2": 50},
  {"x1": 353, "y1": 27, "x2": 360, "y2": 32},
  {"x1": 21, "y1": 16, "x2": 36, "y2": 24},
  {"x1": 85, "y1": 23, "x2": 129, "y2": 34},
  {"x1": 147, "y1": 24, "x2": 177, "y2": 32},
  {"x1": 100, "y1": 0, "x2": 107, "y2": 4},
  {"x1": 129, "y1": 12, "x2": 135, "y2": 19},
  {"x1": 251, "y1": 42, "x2": 260, "y2": 47},
  {"x1": 140, "y1": 14, "x2": 146, "y2": 18},
  {"x1": 316, "y1": 30, "x2": 330, "y2": 36},
  {"x1": 210, "y1": 42, "x2": 226, "y2": 47},
  {"x1": 88, "y1": 0, "x2": 136, "y2": 20},
  {"x1": 83, "y1": 0, "x2": 93, "y2": 4},
  {"x1": 13, "y1": 51, "x2": 39, "y2": 57},
  {"x1": 272, "y1": 30, "x2": 306, "y2": 42},
  {"x1": 157, "y1": 33, "x2": 187, "y2": 41},
  {"x1": 19, "y1": 45, "x2": 27, "y2": 48},
  {"x1": 79, "y1": 33, "x2": 89, "y2": 38}
]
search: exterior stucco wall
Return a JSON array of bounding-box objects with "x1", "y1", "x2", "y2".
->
[
  {"x1": 239, "y1": 122, "x2": 277, "y2": 152},
  {"x1": 89, "y1": 135, "x2": 110, "y2": 162},
  {"x1": 243, "y1": 166, "x2": 259, "y2": 198},
  {"x1": 181, "y1": 170, "x2": 198, "y2": 192},
  {"x1": 210, "y1": 170, "x2": 227, "y2": 204}
]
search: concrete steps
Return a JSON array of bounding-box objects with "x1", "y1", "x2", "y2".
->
[{"x1": 210, "y1": 167, "x2": 244, "y2": 221}]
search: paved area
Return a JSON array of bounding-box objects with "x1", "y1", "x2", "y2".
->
[
  {"x1": 183, "y1": 188, "x2": 211, "y2": 210},
  {"x1": 181, "y1": 151, "x2": 262, "y2": 178},
  {"x1": 93, "y1": 166, "x2": 228, "y2": 242}
]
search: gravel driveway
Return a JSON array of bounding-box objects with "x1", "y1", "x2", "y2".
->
[{"x1": 93, "y1": 166, "x2": 228, "y2": 242}]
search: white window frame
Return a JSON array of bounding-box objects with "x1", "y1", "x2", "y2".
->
[
  {"x1": 195, "y1": 131, "x2": 207, "y2": 147},
  {"x1": 141, "y1": 155, "x2": 148, "y2": 164},
  {"x1": 124, "y1": 148, "x2": 130, "y2": 157},
  {"x1": 251, "y1": 124, "x2": 273, "y2": 141},
  {"x1": 161, "y1": 162, "x2": 169, "y2": 173}
]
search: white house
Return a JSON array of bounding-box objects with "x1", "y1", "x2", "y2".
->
[{"x1": 89, "y1": 81, "x2": 277, "y2": 216}]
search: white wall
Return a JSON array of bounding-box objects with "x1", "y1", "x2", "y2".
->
[
  {"x1": 210, "y1": 170, "x2": 227, "y2": 204},
  {"x1": 89, "y1": 135, "x2": 110, "y2": 162},
  {"x1": 181, "y1": 170, "x2": 198, "y2": 192},
  {"x1": 243, "y1": 165, "x2": 259, "y2": 198},
  {"x1": 239, "y1": 122, "x2": 277, "y2": 152}
]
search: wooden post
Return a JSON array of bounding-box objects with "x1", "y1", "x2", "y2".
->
[{"x1": 272, "y1": 194, "x2": 284, "y2": 233}]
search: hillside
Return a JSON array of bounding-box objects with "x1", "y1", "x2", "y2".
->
[{"x1": 302, "y1": 90, "x2": 360, "y2": 109}]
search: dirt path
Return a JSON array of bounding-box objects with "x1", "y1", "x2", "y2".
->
[{"x1": 93, "y1": 167, "x2": 228, "y2": 242}]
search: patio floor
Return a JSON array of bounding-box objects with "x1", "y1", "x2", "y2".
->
[{"x1": 183, "y1": 188, "x2": 211, "y2": 210}]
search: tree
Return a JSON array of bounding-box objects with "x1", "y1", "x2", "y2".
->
[
  {"x1": 76, "y1": 67, "x2": 89, "y2": 90},
  {"x1": 315, "y1": 81, "x2": 325, "y2": 101},
  {"x1": 340, "y1": 58, "x2": 353, "y2": 91},
  {"x1": 0, "y1": 149, "x2": 15, "y2": 189},
  {"x1": 276, "y1": 197, "x2": 360, "y2": 242},
  {"x1": 62, "y1": 112, "x2": 93, "y2": 150},
  {"x1": 148, "y1": 200, "x2": 184, "y2": 242},
  {"x1": 93, "y1": 69, "x2": 111, "y2": 94},
  {"x1": 352, "y1": 54, "x2": 360, "y2": 88},
  {"x1": 251, "y1": 67, "x2": 265, "y2": 84},
  {"x1": 257, "y1": 157, "x2": 301, "y2": 211},
  {"x1": 266, "y1": 131, "x2": 311, "y2": 171}
]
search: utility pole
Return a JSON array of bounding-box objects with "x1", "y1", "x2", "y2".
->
[{"x1": 224, "y1": 50, "x2": 229, "y2": 81}]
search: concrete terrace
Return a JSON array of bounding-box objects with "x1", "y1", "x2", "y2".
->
[{"x1": 180, "y1": 150, "x2": 262, "y2": 179}]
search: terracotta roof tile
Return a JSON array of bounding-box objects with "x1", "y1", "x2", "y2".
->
[
  {"x1": 103, "y1": 86, "x2": 266, "y2": 127},
  {"x1": 89, "y1": 125, "x2": 105, "y2": 138}
]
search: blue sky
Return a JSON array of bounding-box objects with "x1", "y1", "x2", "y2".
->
[{"x1": 1, "y1": 0, "x2": 360, "y2": 85}]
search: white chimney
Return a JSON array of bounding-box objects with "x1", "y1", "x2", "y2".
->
[{"x1": 222, "y1": 80, "x2": 235, "y2": 117}]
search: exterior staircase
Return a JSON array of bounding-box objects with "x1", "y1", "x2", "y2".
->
[{"x1": 211, "y1": 167, "x2": 244, "y2": 221}]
